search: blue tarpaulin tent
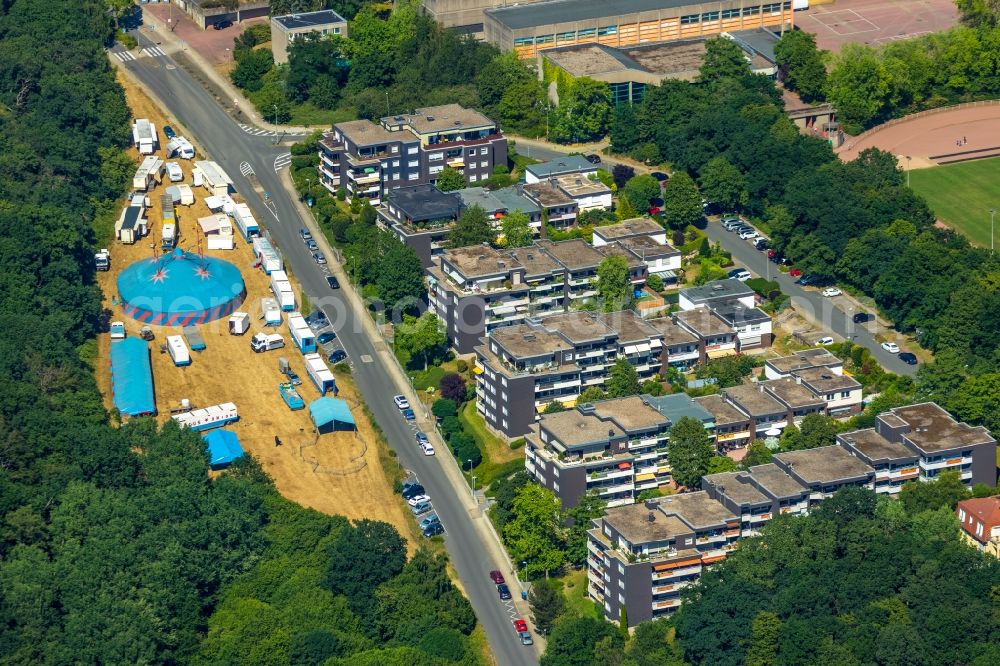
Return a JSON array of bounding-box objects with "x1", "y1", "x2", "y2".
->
[
  {"x1": 203, "y1": 429, "x2": 244, "y2": 469},
  {"x1": 309, "y1": 397, "x2": 357, "y2": 433},
  {"x1": 109, "y1": 338, "x2": 156, "y2": 416}
]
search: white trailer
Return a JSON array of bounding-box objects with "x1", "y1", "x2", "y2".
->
[
  {"x1": 193, "y1": 160, "x2": 233, "y2": 197},
  {"x1": 161, "y1": 223, "x2": 177, "y2": 250},
  {"x1": 288, "y1": 312, "x2": 317, "y2": 353},
  {"x1": 228, "y1": 311, "x2": 250, "y2": 335},
  {"x1": 252, "y1": 237, "x2": 282, "y2": 274},
  {"x1": 166, "y1": 162, "x2": 183, "y2": 182},
  {"x1": 132, "y1": 119, "x2": 158, "y2": 155},
  {"x1": 303, "y1": 353, "x2": 338, "y2": 396},
  {"x1": 115, "y1": 199, "x2": 148, "y2": 244},
  {"x1": 233, "y1": 203, "x2": 260, "y2": 242},
  {"x1": 276, "y1": 283, "x2": 295, "y2": 311},
  {"x1": 166, "y1": 334, "x2": 191, "y2": 366},
  {"x1": 167, "y1": 136, "x2": 195, "y2": 159},
  {"x1": 172, "y1": 402, "x2": 239, "y2": 432},
  {"x1": 269, "y1": 269, "x2": 289, "y2": 294},
  {"x1": 176, "y1": 184, "x2": 195, "y2": 206},
  {"x1": 261, "y1": 297, "x2": 282, "y2": 326},
  {"x1": 132, "y1": 155, "x2": 165, "y2": 192},
  {"x1": 197, "y1": 214, "x2": 235, "y2": 251}
]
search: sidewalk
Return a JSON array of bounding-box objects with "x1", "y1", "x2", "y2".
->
[{"x1": 139, "y1": 8, "x2": 313, "y2": 134}]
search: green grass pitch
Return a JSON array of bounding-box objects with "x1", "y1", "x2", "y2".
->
[{"x1": 909, "y1": 156, "x2": 1000, "y2": 248}]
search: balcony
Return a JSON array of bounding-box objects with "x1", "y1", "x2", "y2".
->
[
  {"x1": 589, "y1": 466, "x2": 634, "y2": 482},
  {"x1": 446, "y1": 157, "x2": 465, "y2": 168},
  {"x1": 919, "y1": 457, "x2": 971, "y2": 471},
  {"x1": 596, "y1": 482, "x2": 634, "y2": 496},
  {"x1": 349, "y1": 171, "x2": 381, "y2": 185}
]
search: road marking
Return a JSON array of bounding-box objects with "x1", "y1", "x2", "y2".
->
[
  {"x1": 360, "y1": 354, "x2": 374, "y2": 363},
  {"x1": 112, "y1": 50, "x2": 136, "y2": 62},
  {"x1": 141, "y1": 46, "x2": 167, "y2": 58},
  {"x1": 239, "y1": 161, "x2": 255, "y2": 178},
  {"x1": 273, "y1": 153, "x2": 292, "y2": 172}
]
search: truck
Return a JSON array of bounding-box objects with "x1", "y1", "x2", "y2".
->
[
  {"x1": 115, "y1": 199, "x2": 148, "y2": 244},
  {"x1": 233, "y1": 203, "x2": 260, "y2": 242},
  {"x1": 252, "y1": 236, "x2": 282, "y2": 274},
  {"x1": 303, "y1": 352, "x2": 337, "y2": 396},
  {"x1": 166, "y1": 335, "x2": 191, "y2": 366},
  {"x1": 95, "y1": 248, "x2": 110, "y2": 272},
  {"x1": 228, "y1": 311, "x2": 250, "y2": 335},
  {"x1": 278, "y1": 382, "x2": 305, "y2": 411},
  {"x1": 166, "y1": 162, "x2": 183, "y2": 182},
  {"x1": 132, "y1": 155, "x2": 165, "y2": 191},
  {"x1": 287, "y1": 312, "x2": 317, "y2": 353},
  {"x1": 132, "y1": 119, "x2": 158, "y2": 155},
  {"x1": 172, "y1": 402, "x2": 239, "y2": 432},
  {"x1": 250, "y1": 332, "x2": 285, "y2": 353}
]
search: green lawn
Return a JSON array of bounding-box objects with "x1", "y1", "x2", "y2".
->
[
  {"x1": 555, "y1": 569, "x2": 602, "y2": 621},
  {"x1": 909, "y1": 156, "x2": 1000, "y2": 248}
]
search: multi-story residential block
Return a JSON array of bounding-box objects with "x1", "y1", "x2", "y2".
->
[
  {"x1": 761, "y1": 348, "x2": 862, "y2": 417},
  {"x1": 380, "y1": 184, "x2": 463, "y2": 267},
  {"x1": 592, "y1": 217, "x2": 681, "y2": 280},
  {"x1": 521, "y1": 180, "x2": 579, "y2": 228},
  {"x1": 703, "y1": 467, "x2": 809, "y2": 537},
  {"x1": 718, "y1": 383, "x2": 789, "y2": 441},
  {"x1": 695, "y1": 394, "x2": 754, "y2": 453},
  {"x1": 592, "y1": 217, "x2": 667, "y2": 246},
  {"x1": 957, "y1": 496, "x2": 1000, "y2": 557},
  {"x1": 710, "y1": 301, "x2": 773, "y2": 350},
  {"x1": 524, "y1": 154, "x2": 600, "y2": 183},
  {"x1": 679, "y1": 278, "x2": 756, "y2": 311},
  {"x1": 763, "y1": 347, "x2": 843, "y2": 380},
  {"x1": 270, "y1": 10, "x2": 347, "y2": 64},
  {"x1": 475, "y1": 310, "x2": 664, "y2": 436},
  {"x1": 648, "y1": 318, "x2": 700, "y2": 369},
  {"x1": 317, "y1": 104, "x2": 507, "y2": 204},
  {"x1": 674, "y1": 308, "x2": 739, "y2": 360},
  {"x1": 839, "y1": 402, "x2": 997, "y2": 488},
  {"x1": 771, "y1": 445, "x2": 876, "y2": 504},
  {"x1": 551, "y1": 173, "x2": 613, "y2": 211}
]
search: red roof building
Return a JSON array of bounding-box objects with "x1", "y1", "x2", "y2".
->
[{"x1": 957, "y1": 496, "x2": 1000, "y2": 558}]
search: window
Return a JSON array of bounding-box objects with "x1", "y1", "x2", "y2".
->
[
  {"x1": 744, "y1": 6, "x2": 760, "y2": 15},
  {"x1": 557, "y1": 31, "x2": 576, "y2": 41},
  {"x1": 407, "y1": 159, "x2": 419, "y2": 168},
  {"x1": 681, "y1": 13, "x2": 700, "y2": 24},
  {"x1": 578, "y1": 27, "x2": 596, "y2": 39},
  {"x1": 391, "y1": 159, "x2": 399, "y2": 167},
  {"x1": 428, "y1": 152, "x2": 443, "y2": 161},
  {"x1": 469, "y1": 174, "x2": 478, "y2": 182},
  {"x1": 514, "y1": 37, "x2": 534, "y2": 46},
  {"x1": 407, "y1": 146, "x2": 418, "y2": 154},
  {"x1": 553, "y1": 482, "x2": 559, "y2": 491},
  {"x1": 480, "y1": 147, "x2": 489, "y2": 155},
  {"x1": 722, "y1": 8, "x2": 741, "y2": 18},
  {"x1": 598, "y1": 25, "x2": 617, "y2": 36},
  {"x1": 391, "y1": 145, "x2": 399, "y2": 154},
  {"x1": 701, "y1": 11, "x2": 720, "y2": 21},
  {"x1": 535, "y1": 34, "x2": 554, "y2": 44},
  {"x1": 407, "y1": 173, "x2": 419, "y2": 181},
  {"x1": 840, "y1": 391, "x2": 851, "y2": 398},
  {"x1": 480, "y1": 160, "x2": 488, "y2": 168},
  {"x1": 333, "y1": 27, "x2": 341, "y2": 34},
  {"x1": 429, "y1": 165, "x2": 443, "y2": 175}
]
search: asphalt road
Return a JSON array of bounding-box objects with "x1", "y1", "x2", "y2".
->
[
  {"x1": 704, "y1": 221, "x2": 918, "y2": 376},
  {"x1": 119, "y1": 35, "x2": 537, "y2": 666}
]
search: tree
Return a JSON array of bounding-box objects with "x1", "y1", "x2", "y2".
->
[
  {"x1": 706, "y1": 455, "x2": 738, "y2": 475},
  {"x1": 746, "y1": 611, "x2": 782, "y2": 666},
  {"x1": 436, "y1": 167, "x2": 466, "y2": 192},
  {"x1": 699, "y1": 157, "x2": 747, "y2": 212},
  {"x1": 550, "y1": 77, "x2": 613, "y2": 144},
  {"x1": 668, "y1": 417, "x2": 715, "y2": 488},
  {"x1": 610, "y1": 104, "x2": 640, "y2": 155},
  {"x1": 325, "y1": 519, "x2": 407, "y2": 617},
  {"x1": 565, "y1": 493, "x2": 607, "y2": 565},
  {"x1": 290, "y1": 630, "x2": 343, "y2": 665},
  {"x1": 660, "y1": 171, "x2": 703, "y2": 230},
  {"x1": 645, "y1": 273, "x2": 664, "y2": 292},
  {"x1": 529, "y1": 580, "x2": 565, "y2": 635},
  {"x1": 899, "y1": 471, "x2": 971, "y2": 514},
  {"x1": 596, "y1": 256, "x2": 633, "y2": 312},
  {"x1": 606, "y1": 357, "x2": 641, "y2": 398},
  {"x1": 440, "y1": 373, "x2": 467, "y2": 404},
  {"x1": 395, "y1": 312, "x2": 446, "y2": 370},
  {"x1": 541, "y1": 616, "x2": 622, "y2": 666},
  {"x1": 615, "y1": 195, "x2": 639, "y2": 221},
  {"x1": 432, "y1": 398, "x2": 457, "y2": 420},
  {"x1": 375, "y1": 237, "x2": 425, "y2": 310},
  {"x1": 503, "y1": 484, "x2": 566, "y2": 579},
  {"x1": 825, "y1": 43, "x2": 896, "y2": 131},
  {"x1": 500, "y1": 209, "x2": 533, "y2": 248},
  {"x1": 611, "y1": 164, "x2": 636, "y2": 190},
  {"x1": 795, "y1": 413, "x2": 840, "y2": 450},
  {"x1": 741, "y1": 440, "x2": 773, "y2": 468},
  {"x1": 543, "y1": 401, "x2": 567, "y2": 414},
  {"x1": 774, "y1": 30, "x2": 827, "y2": 102},
  {"x1": 477, "y1": 51, "x2": 534, "y2": 115},
  {"x1": 699, "y1": 37, "x2": 751, "y2": 82},
  {"x1": 449, "y1": 204, "x2": 493, "y2": 247},
  {"x1": 579, "y1": 386, "x2": 607, "y2": 403},
  {"x1": 955, "y1": 0, "x2": 1000, "y2": 28},
  {"x1": 230, "y1": 49, "x2": 274, "y2": 93},
  {"x1": 499, "y1": 79, "x2": 546, "y2": 136},
  {"x1": 621, "y1": 174, "x2": 661, "y2": 213}
]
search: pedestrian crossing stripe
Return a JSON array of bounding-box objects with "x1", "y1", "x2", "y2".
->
[
  {"x1": 142, "y1": 46, "x2": 167, "y2": 58},
  {"x1": 112, "y1": 51, "x2": 136, "y2": 62},
  {"x1": 273, "y1": 154, "x2": 293, "y2": 172}
]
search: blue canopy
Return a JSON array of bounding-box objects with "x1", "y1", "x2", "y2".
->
[
  {"x1": 309, "y1": 397, "x2": 356, "y2": 433},
  {"x1": 203, "y1": 429, "x2": 244, "y2": 469},
  {"x1": 109, "y1": 338, "x2": 156, "y2": 416}
]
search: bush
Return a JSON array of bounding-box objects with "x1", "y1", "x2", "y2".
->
[
  {"x1": 646, "y1": 273, "x2": 664, "y2": 292},
  {"x1": 115, "y1": 30, "x2": 137, "y2": 50},
  {"x1": 440, "y1": 416, "x2": 463, "y2": 441},
  {"x1": 440, "y1": 373, "x2": 467, "y2": 404},
  {"x1": 432, "y1": 398, "x2": 457, "y2": 420},
  {"x1": 456, "y1": 359, "x2": 469, "y2": 373},
  {"x1": 509, "y1": 438, "x2": 526, "y2": 450}
]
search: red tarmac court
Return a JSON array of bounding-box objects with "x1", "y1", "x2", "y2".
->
[{"x1": 796, "y1": 0, "x2": 958, "y2": 52}]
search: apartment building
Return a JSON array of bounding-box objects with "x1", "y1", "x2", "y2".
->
[
  {"x1": 475, "y1": 310, "x2": 664, "y2": 436},
  {"x1": 763, "y1": 348, "x2": 862, "y2": 417},
  {"x1": 381, "y1": 184, "x2": 463, "y2": 267},
  {"x1": 317, "y1": 104, "x2": 507, "y2": 204},
  {"x1": 679, "y1": 278, "x2": 756, "y2": 310},
  {"x1": 957, "y1": 496, "x2": 1000, "y2": 558},
  {"x1": 673, "y1": 308, "x2": 739, "y2": 360},
  {"x1": 521, "y1": 180, "x2": 580, "y2": 228},
  {"x1": 526, "y1": 393, "x2": 714, "y2": 508},
  {"x1": 648, "y1": 318, "x2": 700, "y2": 369},
  {"x1": 592, "y1": 217, "x2": 681, "y2": 280},
  {"x1": 524, "y1": 154, "x2": 600, "y2": 183},
  {"x1": 839, "y1": 402, "x2": 997, "y2": 490}
]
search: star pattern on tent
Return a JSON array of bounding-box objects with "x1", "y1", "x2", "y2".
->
[
  {"x1": 195, "y1": 266, "x2": 212, "y2": 280},
  {"x1": 150, "y1": 268, "x2": 169, "y2": 284}
]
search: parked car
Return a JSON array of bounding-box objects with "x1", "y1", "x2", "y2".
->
[
  {"x1": 416, "y1": 431, "x2": 429, "y2": 445},
  {"x1": 721, "y1": 217, "x2": 742, "y2": 230},
  {"x1": 420, "y1": 440, "x2": 435, "y2": 456},
  {"x1": 326, "y1": 275, "x2": 340, "y2": 289},
  {"x1": 514, "y1": 619, "x2": 528, "y2": 633},
  {"x1": 497, "y1": 584, "x2": 512, "y2": 600},
  {"x1": 852, "y1": 312, "x2": 873, "y2": 323},
  {"x1": 317, "y1": 331, "x2": 336, "y2": 344},
  {"x1": 306, "y1": 239, "x2": 319, "y2": 252},
  {"x1": 821, "y1": 287, "x2": 842, "y2": 297},
  {"x1": 489, "y1": 570, "x2": 506, "y2": 584},
  {"x1": 285, "y1": 370, "x2": 302, "y2": 386},
  {"x1": 796, "y1": 273, "x2": 817, "y2": 285},
  {"x1": 410, "y1": 501, "x2": 432, "y2": 516},
  {"x1": 162, "y1": 125, "x2": 176, "y2": 140},
  {"x1": 728, "y1": 268, "x2": 751, "y2": 281},
  {"x1": 898, "y1": 352, "x2": 918, "y2": 365},
  {"x1": 305, "y1": 310, "x2": 327, "y2": 327},
  {"x1": 328, "y1": 349, "x2": 347, "y2": 364},
  {"x1": 816, "y1": 336, "x2": 834, "y2": 346},
  {"x1": 299, "y1": 228, "x2": 312, "y2": 241},
  {"x1": 212, "y1": 19, "x2": 233, "y2": 30},
  {"x1": 754, "y1": 238, "x2": 770, "y2": 250},
  {"x1": 312, "y1": 252, "x2": 327, "y2": 265},
  {"x1": 423, "y1": 523, "x2": 444, "y2": 537},
  {"x1": 419, "y1": 513, "x2": 440, "y2": 530},
  {"x1": 401, "y1": 483, "x2": 425, "y2": 500},
  {"x1": 789, "y1": 267, "x2": 803, "y2": 277},
  {"x1": 406, "y1": 494, "x2": 430, "y2": 507},
  {"x1": 739, "y1": 229, "x2": 759, "y2": 240},
  {"x1": 394, "y1": 395, "x2": 410, "y2": 410},
  {"x1": 402, "y1": 408, "x2": 416, "y2": 421},
  {"x1": 585, "y1": 154, "x2": 601, "y2": 164},
  {"x1": 651, "y1": 171, "x2": 669, "y2": 183},
  {"x1": 881, "y1": 341, "x2": 900, "y2": 353},
  {"x1": 519, "y1": 631, "x2": 534, "y2": 646}
]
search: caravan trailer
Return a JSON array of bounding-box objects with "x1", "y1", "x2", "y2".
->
[
  {"x1": 261, "y1": 298, "x2": 282, "y2": 326},
  {"x1": 252, "y1": 237, "x2": 282, "y2": 274},
  {"x1": 166, "y1": 335, "x2": 191, "y2": 366},
  {"x1": 233, "y1": 203, "x2": 260, "y2": 242},
  {"x1": 132, "y1": 119, "x2": 159, "y2": 155},
  {"x1": 287, "y1": 312, "x2": 317, "y2": 353},
  {"x1": 172, "y1": 402, "x2": 239, "y2": 432},
  {"x1": 303, "y1": 353, "x2": 337, "y2": 396}
]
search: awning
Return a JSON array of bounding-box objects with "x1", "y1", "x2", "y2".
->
[
  {"x1": 491, "y1": 305, "x2": 516, "y2": 316},
  {"x1": 633, "y1": 343, "x2": 651, "y2": 354},
  {"x1": 707, "y1": 348, "x2": 735, "y2": 359},
  {"x1": 617, "y1": 462, "x2": 632, "y2": 470},
  {"x1": 651, "y1": 270, "x2": 677, "y2": 279},
  {"x1": 635, "y1": 473, "x2": 656, "y2": 482},
  {"x1": 623, "y1": 345, "x2": 640, "y2": 354},
  {"x1": 198, "y1": 215, "x2": 226, "y2": 233},
  {"x1": 472, "y1": 366, "x2": 484, "y2": 375}
]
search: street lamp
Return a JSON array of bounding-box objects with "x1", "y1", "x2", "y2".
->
[
  {"x1": 471, "y1": 474, "x2": 477, "y2": 499},
  {"x1": 991, "y1": 209, "x2": 996, "y2": 255},
  {"x1": 272, "y1": 103, "x2": 278, "y2": 128},
  {"x1": 905, "y1": 155, "x2": 911, "y2": 187},
  {"x1": 521, "y1": 560, "x2": 528, "y2": 586}
]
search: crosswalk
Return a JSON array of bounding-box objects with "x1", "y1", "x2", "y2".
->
[
  {"x1": 273, "y1": 153, "x2": 293, "y2": 172},
  {"x1": 111, "y1": 46, "x2": 166, "y2": 62},
  {"x1": 112, "y1": 50, "x2": 136, "y2": 62},
  {"x1": 142, "y1": 46, "x2": 167, "y2": 58},
  {"x1": 239, "y1": 123, "x2": 280, "y2": 137},
  {"x1": 239, "y1": 162, "x2": 255, "y2": 178}
]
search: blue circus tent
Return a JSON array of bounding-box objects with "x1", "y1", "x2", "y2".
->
[
  {"x1": 109, "y1": 338, "x2": 156, "y2": 417},
  {"x1": 203, "y1": 429, "x2": 244, "y2": 469},
  {"x1": 309, "y1": 397, "x2": 357, "y2": 434}
]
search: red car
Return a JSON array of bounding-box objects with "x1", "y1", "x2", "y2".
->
[
  {"x1": 513, "y1": 619, "x2": 528, "y2": 633},
  {"x1": 489, "y1": 570, "x2": 505, "y2": 585},
  {"x1": 789, "y1": 268, "x2": 803, "y2": 277}
]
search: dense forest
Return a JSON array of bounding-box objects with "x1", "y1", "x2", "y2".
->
[{"x1": 0, "y1": 2, "x2": 477, "y2": 664}]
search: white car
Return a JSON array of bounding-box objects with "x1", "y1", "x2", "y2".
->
[
  {"x1": 407, "y1": 494, "x2": 430, "y2": 507},
  {"x1": 739, "y1": 229, "x2": 758, "y2": 240},
  {"x1": 816, "y1": 336, "x2": 834, "y2": 346},
  {"x1": 821, "y1": 287, "x2": 842, "y2": 297},
  {"x1": 881, "y1": 342, "x2": 900, "y2": 353},
  {"x1": 420, "y1": 441, "x2": 435, "y2": 456},
  {"x1": 393, "y1": 395, "x2": 410, "y2": 410}
]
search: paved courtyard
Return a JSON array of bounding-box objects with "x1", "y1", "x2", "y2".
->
[{"x1": 796, "y1": 0, "x2": 958, "y2": 52}]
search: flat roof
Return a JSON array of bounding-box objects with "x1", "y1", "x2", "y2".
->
[
  {"x1": 456, "y1": 187, "x2": 505, "y2": 213},
  {"x1": 487, "y1": 0, "x2": 708, "y2": 30},
  {"x1": 538, "y1": 310, "x2": 615, "y2": 344},
  {"x1": 506, "y1": 246, "x2": 562, "y2": 278},
  {"x1": 890, "y1": 402, "x2": 995, "y2": 452},
  {"x1": 766, "y1": 348, "x2": 842, "y2": 375},
  {"x1": 604, "y1": 503, "x2": 692, "y2": 545},
  {"x1": 623, "y1": 39, "x2": 707, "y2": 79},
  {"x1": 386, "y1": 184, "x2": 461, "y2": 221},
  {"x1": 745, "y1": 463, "x2": 808, "y2": 499},
  {"x1": 774, "y1": 446, "x2": 875, "y2": 484},
  {"x1": 792, "y1": 366, "x2": 861, "y2": 394},
  {"x1": 603, "y1": 310, "x2": 660, "y2": 344},
  {"x1": 273, "y1": 9, "x2": 346, "y2": 30},
  {"x1": 723, "y1": 384, "x2": 786, "y2": 417},
  {"x1": 694, "y1": 394, "x2": 749, "y2": 426},
  {"x1": 384, "y1": 104, "x2": 495, "y2": 135},
  {"x1": 492, "y1": 187, "x2": 541, "y2": 215},
  {"x1": 613, "y1": 236, "x2": 678, "y2": 260},
  {"x1": 838, "y1": 428, "x2": 915, "y2": 463},
  {"x1": 712, "y1": 302, "x2": 771, "y2": 326},
  {"x1": 647, "y1": 317, "x2": 698, "y2": 347},
  {"x1": 675, "y1": 308, "x2": 733, "y2": 338},
  {"x1": 704, "y1": 471, "x2": 771, "y2": 506},
  {"x1": 544, "y1": 43, "x2": 642, "y2": 78},
  {"x1": 536, "y1": 239, "x2": 604, "y2": 271},
  {"x1": 554, "y1": 173, "x2": 611, "y2": 197},
  {"x1": 591, "y1": 396, "x2": 668, "y2": 433},
  {"x1": 762, "y1": 378, "x2": 826, "y2": 410},
  {"x1": 598, "y1": 242, "x2": 646, "y2": 270},
  {"x1": 643, "y1": 393, "x2": 714, "y2": 425},
  {"x1": 491, "y1": 323, "x2": 573, "y2": 359},
  {"x1": 334, "y1": 119, "x2": 400, "y2": 147},
  {"x1": 541, "y1": 409, "x2": 624, "y2": 448},
  {"x1": 442, "y1": 244, "x2": 513, "y2": 279},
  {"x1": 594, "y1": 217, "x2": 665, "y2": 241},
  {"x1": 655, "y1": 491, "x2": 737, "y2": 530},
  {"x1": 728, "y1": 28, "x2": 780, "y2": 64},
  {"x1": 525, "y1": 155, "x2": 596, "y2": 179},
  {"x1": 522, "y1": 180, "x2": 575, "y2": 208},
  {"x1": 681, "y1": 278, "x2": 754, "y2": 304}
]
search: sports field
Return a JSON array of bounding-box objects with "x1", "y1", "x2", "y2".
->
[{"x1": 909, "y1": 157, "x2": 1000, "y2": 248}]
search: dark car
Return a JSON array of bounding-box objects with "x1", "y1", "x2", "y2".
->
[
  {"x1": 584, "y1": 154, "x2": 601, "y2": 164},
  {"x1": 852, "y1": 312, "x2": 873, "y2": 324},
  {"x1": 797, "y1": 274, "x2": 832, "y2": 286},
  {"x1": 401, "y1": 483, "x2": 425, "y2": 500},
  {"x1": 650, "y1": 171, "x2": 669, "y2": 183},
  {"x1": 162, "y1": 125, "x2": 176, "y2": 140},
  {"x1": 898, "y1": 352, "x2": 918, "y2": 365},
  {"x1": 212, "y1": 19, "x2": 233, "y2": 30},
  {"x1": 284, "y1": 370, "x2": 302, "y2": 386},
  {"x1": 317, "y1": 331, "x2": 337, "y2": 344},
  {"x1": 423, "y1": 523, "x2": 444, "y2": 537},
  {"x1": 416, "y1": 431, "x2": 429, "y2": 445},
  {"x1": 754, "y1": 238, "x2": 771, "y2": 250},
  {"x1": 328, "y1": 349, "x2": 347, "y2": 364},
  {"x1": 402, "y1": 408, "x2": 416, "y2": 421},
  {"x1": 326, "y1": 275, "x2": 340, "y2": 289},
  {"x1": 489, "y1": 570, "x2": 506, "y2": 585},
  {"x1": 497, "y1": 583, "x2": 512, "y2": 600}
]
